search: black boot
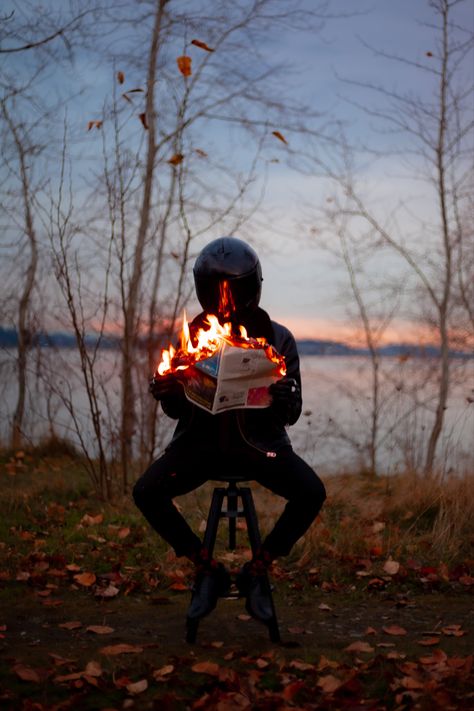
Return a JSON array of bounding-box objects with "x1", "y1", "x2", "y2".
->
[
  {"x1": 236, "y1": 561, "x2": 274, "y2": 623},
  {"x1": 187, "y1": 563, "x2": 231, "y2": 620}
]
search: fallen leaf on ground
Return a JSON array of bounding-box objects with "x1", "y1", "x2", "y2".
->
[
  {"x1": 59, "y1": 621, "x2": 82, "y2": 630},
  {"x1": 99, "y1": 643, "x2": 143, "y2": 655},
  {"x1": 153, "y1": 665, "x2": 174, "y2": 680},
  {"x1": 126, "y1": 679, "x2": 148, "y2": 695},
  {"x1": 81, "y1": 513, "x2": 103, "y2": 526},
  {"x1": 318, "y1": 674, "x2": 343, "y2": 693},
  {"x1": 417, "y1": 637, "x2": 440, "y2": 646},
  {"x1": 383, "y1": 558, "x2": 400, "y2": 575},
  {"x1": 237, "y1": 614, "x2": 251, "y2": 621},
  {"x1": 345, "y1": 641, "x2": 374, "y2": 653},
  {"x1": 191, "y1": 661, "x2": 220, "y2": 676},
  {"x1": 86, "y1": 625, "x2": 114, "y2": 635},
  {"x1": 84, "y1": 661, "x2": 103, "y2": 677},
  {"x1": 319, "y1": 603, "x2": 332, "y2": 611},
  {"x1": 95, "y1": 584, "x2": 119, "y2": 598},
  {"x1": 13, "y1": 664, "x2": 41, "y2": 683},
  {"x1": 442, "y1": 624, "x2": 465, "y2": 636},
  {"x1": 383, "y1": 625, "x2": 407, "y2": 636},
  {"x1": 74, "y1": 572, "x2": 96, "y2": 587}
]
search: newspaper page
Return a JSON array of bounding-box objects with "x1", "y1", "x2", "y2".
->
[{"x1": 178, "y1": 342, "x2": 284, "y2": 414}]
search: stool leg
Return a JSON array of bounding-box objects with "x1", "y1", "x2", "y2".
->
[
  {"x1": 186, "y1": 487, "x2": 226, "y2": 644},
  {"x1": 227, "y1": 485, "x2": 238, "y2": 550},
  {"x1": 240, "y1": 487, "x2": 281, "y2": 643}
]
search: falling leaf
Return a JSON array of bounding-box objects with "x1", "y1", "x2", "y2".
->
[
  {"x1": 177, "y1": 55, "x2": 192, "y2": 77},
  {"x1": 426, "y1": 51, "x2": 433, "y2": 57},
  {"x1": 191, "y1": 39, "x2": 215, "y2": 52},
  {"x1": 99, "y1": 643, "x2": 143, "y2": 655},
  {"x1": 86, "y1": 625, "x2": 114, "y2": 635},
  {"x1": 59, "y1": 621, "x2": 82, "y2": 630},
  {"x1": 13, "y1": 664, "x2": 41, "y2": 683},
  {"x1": 139, "y1": 112, "x2": 148, "y2": 130},
  {"x1": 383, "y1": 625, "x2": 407, "y2": 636},
  {"x1": 168, "y1": 153, "x2": 184, "y2": 166},
  {"x1": 383, "y1": 558, "x2": 400, "y2": 575},
  {"x1": 195, "y1": 148, "x2": 208, "y2": 157},
  {"x1": 126, "y1": 679, "x2": 148, "y2": 695},
  {"x1": 153, "y1": 664, "x2": 174, "y2": 680},
  {"x1": 191, "y1": 661, "x2": 220, "y2": 676},
  {"x1": 117, "y1": 71, "x2": 125, "y2": 84},
  {"x1": 272, "y1": 130, "x2": 288, "y2": 145},
  {"x1": 345, "y1": 641, "x2": 374, "y2": 653},
  {"x1": 74, "y1": 572, "x2": 96, "y2": 587}
]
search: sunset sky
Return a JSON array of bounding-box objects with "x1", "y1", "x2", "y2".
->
[{"x1": 3, "y1": 0, "x2": 473, "y2": 345}]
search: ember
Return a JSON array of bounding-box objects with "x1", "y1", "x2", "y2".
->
[{"x1": 155, "y1": 311, "x2": 286, "y2": 378}]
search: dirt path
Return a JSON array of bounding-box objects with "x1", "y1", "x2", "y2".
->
[{"x1": 1, "y1": 582, "x2": 472, "y2": 709}]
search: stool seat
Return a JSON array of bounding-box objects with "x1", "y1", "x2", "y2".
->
[{"x1": 185, "y1": 477, "x2": 280, "y2": 644}]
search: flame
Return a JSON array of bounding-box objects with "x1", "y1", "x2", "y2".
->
[
  {"x1": 218, "y1": 280, "x2": 235, "y2": 320},
  {"x1": 155, "y1": 311, "x2": 286, "y2": 378}
]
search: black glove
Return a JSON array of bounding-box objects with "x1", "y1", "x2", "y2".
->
[
  {"x1": 268, "y1": 377, "x2": 299, "y2": 423},
  {"x1": 149, "y1": 374, "x2": 182, "y2": 401}
]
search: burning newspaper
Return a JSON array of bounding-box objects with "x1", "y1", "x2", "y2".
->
[{"x1": 155, "y1": 312, "x2": 286, "y2": 414}]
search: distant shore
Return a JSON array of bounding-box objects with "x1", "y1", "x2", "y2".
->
[{"x1": 0, "y1": 326, "x2": 472, "y2": 359}]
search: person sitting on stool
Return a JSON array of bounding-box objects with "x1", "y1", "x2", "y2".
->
[{"x1": 133, "y1": 237, "x2": 326, "y2": 624}]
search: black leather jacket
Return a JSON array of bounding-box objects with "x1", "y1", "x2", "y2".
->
[{"x1": 160, "y1": 308, "x2": 302, "y2": 456}]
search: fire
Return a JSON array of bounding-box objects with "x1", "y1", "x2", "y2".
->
[{"x1": 155, "y1": 311, "x2": 286, "y2": 378}]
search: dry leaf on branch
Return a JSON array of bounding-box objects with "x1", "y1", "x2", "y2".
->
[
  {"x1": 139, "y1": 112, "x2": 148, "y2": 130},
  {"x1": 117, "y1": 71, "x2": 125, "y2": 84},
  {"x1": 177, "y1": 55, "x2": 192, "y2": 76},
  {"x1": 87, "y1": 121, "x2": 103, "y2": 131},
  {"x1": 191, "y1": 39, "x2": 215, "y2": 52}
]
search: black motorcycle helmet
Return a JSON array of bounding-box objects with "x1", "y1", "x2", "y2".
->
[{"x1": 193, "y1": 237, "x2": 263, "y2": 320}]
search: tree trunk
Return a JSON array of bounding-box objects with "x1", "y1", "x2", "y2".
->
[
  {"x1": 2, "y1": 102, "x2": 39, "y2": 451},
  {"x1": 120, "y1": 0, "x2": 168, "y2": 492}
]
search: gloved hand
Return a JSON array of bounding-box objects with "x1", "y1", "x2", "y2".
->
[
  {"x1": 149, "y1": 374, "x2": 182, "y2": 401},
  {"x1": 268, "y1": 377, "x2": 300, "y2": 423}
]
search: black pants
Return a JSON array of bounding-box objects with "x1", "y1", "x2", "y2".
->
[{"x1": 133, "y1": 443, "x2": 326, "y2": 560}]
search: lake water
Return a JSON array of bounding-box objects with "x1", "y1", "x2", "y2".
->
[{"x1": 1, "y1": 350, "x2": 473, "y2": 476}]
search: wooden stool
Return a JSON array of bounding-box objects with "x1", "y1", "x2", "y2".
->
[{"x1": 185, "y1": 475, "x2": 280, "y2": 643}]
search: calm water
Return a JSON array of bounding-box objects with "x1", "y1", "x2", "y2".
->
[{"x1": 1, "y1": 350, "x2": 473, "y2": 475}]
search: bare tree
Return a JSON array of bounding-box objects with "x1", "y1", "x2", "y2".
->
[{"x1": 303, "y1": 0, "x2": 473, "y2": 475}]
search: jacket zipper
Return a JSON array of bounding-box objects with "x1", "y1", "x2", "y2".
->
[{"x1": 236, "y1": 412, "x2": 277, "y2": 458}]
